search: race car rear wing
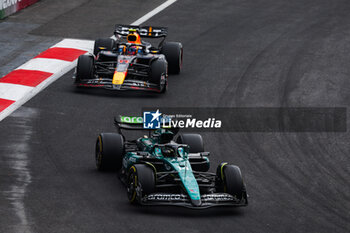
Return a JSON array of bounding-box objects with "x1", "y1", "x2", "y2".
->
[
  {"x1": 114, "y1": 115, "x2": 179, "y2": 134},
  {"x1": 114, "y1": 24, "x2": 168, "y2": 38},
  {"x1": 114, "y1": 116, "x2": 144, "y2": 132}
]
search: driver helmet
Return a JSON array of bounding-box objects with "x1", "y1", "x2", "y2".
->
[
  {"x1": 126, "y1": 30, "x2": 142, "y2": 55},
  {"x1": 127, "y1": 45, "x2": 138, "y2": 55},
  {"x1": 161, "y1": 146, "x2": 176, "y2": 158},
  {"x1": 127, "y1": 30, "x2": 141, "y2": 44},
  {"x1": 152, "y1": 129, "x2": 174, "y2": 144}
]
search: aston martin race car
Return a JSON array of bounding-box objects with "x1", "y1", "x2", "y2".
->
[
  {"x1": 74, "y1": 25, "x2": 183, "y2": 93},
  {"x1": 95, "y1": 116, "x2": 248, "y2": 209}
]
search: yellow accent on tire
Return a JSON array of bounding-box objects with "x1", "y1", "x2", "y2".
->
[
  {"x1": 98, "y1": 135, "x2": 103, "y2": 152},
  {"x1": 145, "y1": 162, "x2": 157, "y2": 182},
  {"x1": 220, "y1": 162, "x2": 228, "y2": 180},
  {"x1": 220, "y1": 162, "x2": 228, "y2": 192},
  {"x1": 145, "y1": 162, "x2": 157, "y2": 173}
]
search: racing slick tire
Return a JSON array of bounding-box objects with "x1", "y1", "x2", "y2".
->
[
  {"x1": 216, "y1": 163, "x2": 245, "y2": 200},
  {"x1": 176, "y1": 134, "x2": 204, "y2": 153},
  {"x1": 127, "y1": 164, "x2": 156, "y2": 204},
  {"x1": 177, "y1": 134, "x2": 208, "y2": 171},
  {"x1": 161, "y1": 42, "x2": 183, "y2": 74},
  {"x1": 93, "y1": 38, "x2": 116, "y2": 56},
  {"x1": 95, "y1": 133, "x2": 124, "y2": 171},
  {"x1": 76, "y1": 55, "x2": 95, "y2": 83},
  {"x1": 150, "y1": 59, "x2": 167, "y2": 93}
]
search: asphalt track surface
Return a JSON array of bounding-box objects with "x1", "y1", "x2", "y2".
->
[{"x1": 0, "y1": 0, "x2": 350, "y2": 232}]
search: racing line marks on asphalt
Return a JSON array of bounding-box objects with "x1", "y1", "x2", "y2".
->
[{"x1": 0, "y1": 0, "x2": 178, "y2": 121}]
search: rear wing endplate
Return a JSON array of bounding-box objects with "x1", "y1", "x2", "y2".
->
[
  {"x1": 114, "y1": 24, "x2": 168, "y2": 38},
  {"x1": 114, "y1": 116, "x2": 145, "y2": 132}
]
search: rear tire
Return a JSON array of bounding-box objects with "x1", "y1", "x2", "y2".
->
[
  {"x1": 176, "y1": 134, "x2": 204, "y2": 153},
  {"x1": 150, "y1": 59, "x2": 167, "y2": 93},
  {"x1": 127, "y1": 164, "x2": 155, "y2": 204},
  {"x1": 76, "y1": 55, "x2": 94, "y2": 83},
  {"x1": 95, "y1": 133, "x2": 124, "y2": 171},
  {"x1": 93, "y1": 38, "x2": 116, "y2": 56},
  {"x1": 161, "y1": 42, "x2": 183, "y2": 74},
  {"x1": 216, "y1": 163, "x2": 244, "y2": 200}
]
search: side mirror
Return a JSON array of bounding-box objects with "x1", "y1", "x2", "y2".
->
[
  {"x1": 200, "y1": 152, "x2": 210, "y2": 157},
  {"x1": 183, "y1": 152, "x2": 188, "y2": 160},
  {"x1": 177, "y1": 146, "x2": 189, "y2": 159},
  {"x1": 153, "y1": 146, "x2": 163, "y2": 157},
  {"x1": 138, "y1": 151, "x2": 149, "y2": 157}
]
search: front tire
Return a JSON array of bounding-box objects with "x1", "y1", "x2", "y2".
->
[
  {"x1": 127, "y1": 164, "x2": 156, "y2": 204},
  {"x1": 95, "y1": 133, "x2": 124, "y2": 171},
  {"x1": 177, "y1": 134, "x2": 208, "y2": 171},
  {"x1": 150, "y1": 59, "x2": 167, "y2": 93},
  {"x1": 93, "y1": 38, "x2": 116, "y2": 56},
  {"x1": 216, "y1": 163, "x2": 245, "y2": 200},
  {"x1": 161, "y1": 42, "x2": 183, "y2": 74},
  {"x1": 76, "y1": 55, "x2": 94, "y2": 83},
  {"x1": 176, "y1": 134, "x2": 204, "y2": 153}
]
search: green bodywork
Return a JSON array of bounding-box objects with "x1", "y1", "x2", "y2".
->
[{"x1": 122, "y1": 129, "x2": 207, "y2": 202}]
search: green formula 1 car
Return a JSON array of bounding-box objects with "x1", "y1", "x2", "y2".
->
[{"x1": 95, "y1": 116, "x2": 248, "y2": 209}]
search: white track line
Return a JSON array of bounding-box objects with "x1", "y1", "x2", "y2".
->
[{"x1": 131, "y1": 0, "x2": 177, "y2": 26}]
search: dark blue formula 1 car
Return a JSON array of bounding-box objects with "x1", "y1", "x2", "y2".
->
[{"x1": 74, "y1": 25, "x2": 183, "y2": 93}]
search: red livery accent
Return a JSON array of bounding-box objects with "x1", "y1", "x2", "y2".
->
[
  {"x1": 119, "y1": 60, "x2": 130, "y2": 63},
  {"x1": 0, "y1": 69, "x2": 53, "y2": 87},
  {"x1": 78, "y1": 84, "x2": 104, "y2": 87},
  {"x1": 130, "y1": 86, "x2": 160, "y2": 92},
  {"x1": 0, "y1": 98, "x2": 15, "y2": 112},
  {"x1": 35, "y1": 47, "x2": 87, "y2": 62}
]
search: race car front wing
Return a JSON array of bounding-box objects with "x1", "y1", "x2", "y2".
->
[
  {"x1": 140, "y1": 192, "x2": 248, "y2": 209},
  {"x1": 74, "y1": 78, "x2": 162, "y2": 92}
]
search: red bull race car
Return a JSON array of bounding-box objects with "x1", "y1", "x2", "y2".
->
[{"x1": 74, "y1": 25, "x2": 183, "y2": 93}]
